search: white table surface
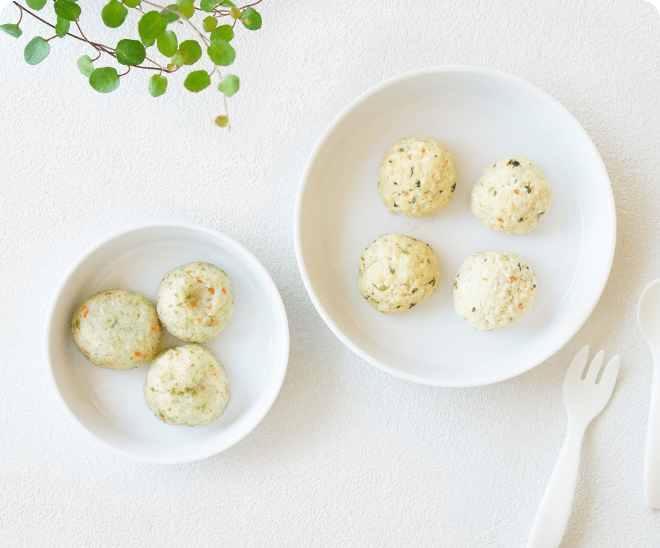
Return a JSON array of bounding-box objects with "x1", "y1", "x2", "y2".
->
[{"x1": 1, "y1": 1, "x2": 660, "y2": 546}]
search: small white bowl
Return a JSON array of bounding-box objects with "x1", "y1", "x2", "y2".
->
[
  {"x1": 45, "y1": 222, "x2": 289, "y2": 463},
  {"x1": 295, "y1": 66, "x2": 616, "y2": 387}
]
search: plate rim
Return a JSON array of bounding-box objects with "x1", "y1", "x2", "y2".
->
[
  {"x1": 44, "y1": 220, "x2": 290, "y2": 464},
  {"x1": 293, "y1": 64, "x2": 616, "y2": 387}
]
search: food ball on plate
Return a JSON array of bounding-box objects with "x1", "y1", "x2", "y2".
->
[
  {"x1": 470, "y1": 157, "x2": 552, "y2": 235},
  {"x1": 358, "y1": 233, "x2": 440, "y2": 314},
  {"x1": 144, "y1": 345, "x2": 230, "y2": 427},
  {"x1": 157, "y1": 261, "x2": 233, "y2": 343},
  {"x1": 377, "y1": 137, "x2": 457, "y2": 217},
  {"x1": 453, "y1": 251, "x2": 537, "y2": 331},
  {"x1": 71, "y1": 289, "x2": 161, "y2": 370}
]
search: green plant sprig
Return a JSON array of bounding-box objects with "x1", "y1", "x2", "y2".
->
[{"x1": 1, "y1": 0, "x2": 264, "y2": 128}]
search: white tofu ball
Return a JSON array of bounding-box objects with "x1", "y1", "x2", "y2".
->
[{"x1": 358, "y1": 233, "x2": 440, "y2": 314}]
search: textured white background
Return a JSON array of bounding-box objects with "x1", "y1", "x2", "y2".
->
[{"x1": 1, "y1": 0, "x2": 660, "y2": 546}]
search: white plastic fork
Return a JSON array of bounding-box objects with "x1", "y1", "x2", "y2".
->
[{"x1": 526, "y1": 345, "x2": 620, "y2": 548}]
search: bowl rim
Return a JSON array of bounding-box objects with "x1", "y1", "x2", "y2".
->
[
  {"x1": 44, "y1": 221, "x2": 290, "y2": 464},
  {"x1": 293, "y1": 64, "x2": 616, "y2": 387}
]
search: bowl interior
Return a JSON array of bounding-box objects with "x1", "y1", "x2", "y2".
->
[
  {"x1": 296, "y1": 67, "x2": 615, "y2": 386},
  {"x1": 46, "y1": 224, "x2": 288, "y2": 462}
]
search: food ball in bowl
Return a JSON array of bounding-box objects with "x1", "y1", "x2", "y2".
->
[
  {"x1": 358, "y1": 233, "x2": 440, "y2": 314},
  {"x1": 144, "y1": 345, "x2": 230, "y2": 427},
  {"x1": 157, "y1": 261, "x2": 233, "y2": 343},
  {"x1": 453, "y1": 251, "x2": 537, "y2": 331},
  {"x1": 470, "y1": 157, "x2": 552, "y2": 235},
  {"x1": 378, "y1": 137, "x2": 457, "y2": 217},
  {"x1": 71, "y1": 289, "x2": 161, "y2": 370}
]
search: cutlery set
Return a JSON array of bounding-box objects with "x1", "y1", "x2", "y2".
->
[{"x1": 526, "y1": 279, "x2": 660, "y2": 547}]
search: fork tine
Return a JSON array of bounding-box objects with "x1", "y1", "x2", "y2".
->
[
  {"x1": 565, "y1": 345, "x2": 590, "y2": 385},
  {"x1": 598, "y1": 355, "x2": 620, "y2": 392},
  {"x1": 585, "y1": 349, "x2": 605, "y2": 383}
]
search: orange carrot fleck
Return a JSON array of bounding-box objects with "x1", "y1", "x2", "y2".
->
[
  {"x1": 404, "y1": 191, "x2": 409, "y2": 196},
  {"x1": 514, "y1": 190, "x2": 520, "y2": 195},
  {"x1": 197, "y1": 279, "x2": 203, "y2": 283},
  {"x1": 208, "y1": 288, "x2": 215, "y2": 294},
  {"x1": 361, "y1": 257, "x2": 364, "y2": 261},
  {"x1": 509, "y1": 276, "x2": 518, "y2": 283},
  {"x1": 222, "y1": 288, "x2": 226, "y2": 295},
  {"x1": 191, "y1": 302, "x2": 197, "y2": 308},
  {"x1": 424, "y1": 190, "x2": 430, "y2": 194},
  {"x1": 198, "y1": 262, "x2": 202, "y2": 265},
  {"x1": 421, "y1": 260, "x2": 424, "y2": 264},
  {"x1": 207, "y1": 305, "x2": 212, "y2": 309},
  {"x1": 454, "y1": 284, "x2": 458, "y2": 289},
  {"x1": 421, "y1": 148, "x2": 425, "y2": 153},
  {"x1": 135, "y1": 351, "x2": 141, "y2": 357},
  {"x1": 186, "y1": 270, "x2": 192, "y2": 274},
  {"x1": 82, "y1": 307, "x2": 89, "y2": 318},
  {"x1": 407, "y1": 154, "x2": 412, "y2": 160},
  {"x1": 497, "y1": 218, "x2": 504, "y2": 223},
  {"x1": 518, "y1": 303, "x2": 524, "y2": 309},
  {"x1": 197, "y1": 318, "x2": 202, "y2": 323},
  {"x1": 151, "y1": 326, "x2": 158, "y2": 332},
  {"x1": 82, "y1": 349, "x2": 89, "y2": 354},
  {"x1": 200, "y1": 385, "x2": 206, "y2": 391}
]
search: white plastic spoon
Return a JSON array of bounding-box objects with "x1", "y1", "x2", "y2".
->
[{"x1": 637, "y1": 279, "x2": 660, "y2": 508}]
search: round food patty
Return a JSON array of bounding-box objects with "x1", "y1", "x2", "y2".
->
[
  {"x1": 453, "y1": 251, "x2": 537, "y2": 331},
  {"x1": 71, "y1": 289, "x2": 161, "y2": 370},
  {"x1": 157, "y1": 261, "x2": 233, "y2": 343},
  {"x1": 144, "y1": 345, "x2": 231, "y2": 427},
  {"x1": 358, "y1": 233, "x2": 440, "y2": 314},
  {"x1": 378, "y1": 137, "x2": 457, "y2": 217},
  {"x1": 470, "y1": 157, "x2": 552, "y2": 235}
]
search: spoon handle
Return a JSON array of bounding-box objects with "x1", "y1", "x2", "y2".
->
[
  {"x1": 645, "y1": 357, "x2": 660, "y2": 508},
  {"x1": 526, "y1": 423, "x2": 585, "y2": 548}
]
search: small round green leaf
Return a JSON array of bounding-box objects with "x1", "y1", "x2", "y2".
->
[
  {"x1": 178, "y1": 5, "x2": 194, "y2": 19},
  {"x1": 157, "y1": 30, "x2": 178, "y2": 57},
  {"x1": 215, "y1": 115, "x2": 229, "y2": 127},
  {"x1": 179, "y1": 40, "x2": 201, "y2": 64},
  {"x1": 220, "y1": 1, "x2": 236, "y2": 6},
  {"x1": 24, "y1": 37, "x2": 50, "y2": 65},
  {"x1": 25, "y1": 0, "x2": 47, "y2": 10},
  {"x1": 176, "y1": 0, "x2": 195, "y2": 6},
  {"x1": 230, "y1": 7, "x2": 241, "y2": 19},
  {"x1": 218, "y1": 74, "x2": 239, "y2": 97},
  {"x1": 210, "y1": 24, "x2": 233, "y2": 42},
  {"x1": 55, "y1": 17, "x2": 70, "y2": 38},
  {"x1": 203, "y1": 16, "x2": 217, "y2": 32},
  {"x1": 89, "y1": 67, "x2": 120, "y2": 93},
  {"x1": 124, "y1": 0, "x2": 141, "y2": 6},
  {"x1": 184, "y1": 70, "x2": 210, "y2": 92},
  {"x1": 139, "y1": 11, "x2": 167, "y2": 40},
  {"x1": 77, "y1": 55, "x2": 94, "y2": 77},
  {"x1": 0, "y1": 24, "x2": 22, "y2": 38},
  {"x1": 161, "y1": 5, "x2": 180, "y2": 23},
  {"x1": 102, "y1": 0, "x2": 128, "y2": 28},
  {"x1": 207, "y1": 40, "x2": 235, "y2": 66},
  {"x1": 240, "y1": 7, "x2": 262, "y2": 30},
  {"x1": 200, "y1": 0, "x2": 218, "y2": 12},
  {"x1": 149, "y1": 74, "x2": 168, "y2": 97},
  {"x1": 116, "y1": 39, "x2": 146, "y2": 66},
  {"x1": 54, "y1": 1, "x2": 81, "y2": 21}
]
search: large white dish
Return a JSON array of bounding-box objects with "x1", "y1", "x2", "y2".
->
[
  {"x1": 45, "y1": 222, "x2": 289, "y2": 463},
  {"x1": 294, "y1": 66, "x2": 616, "y2": 387}
]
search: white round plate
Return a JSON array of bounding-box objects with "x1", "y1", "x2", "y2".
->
[
  {"x1": 45, "y1": 222, "x2": 289, "y2": 463},
  {"x1": 294, "y1": 66, "x2": 615, "y2": 387}
]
